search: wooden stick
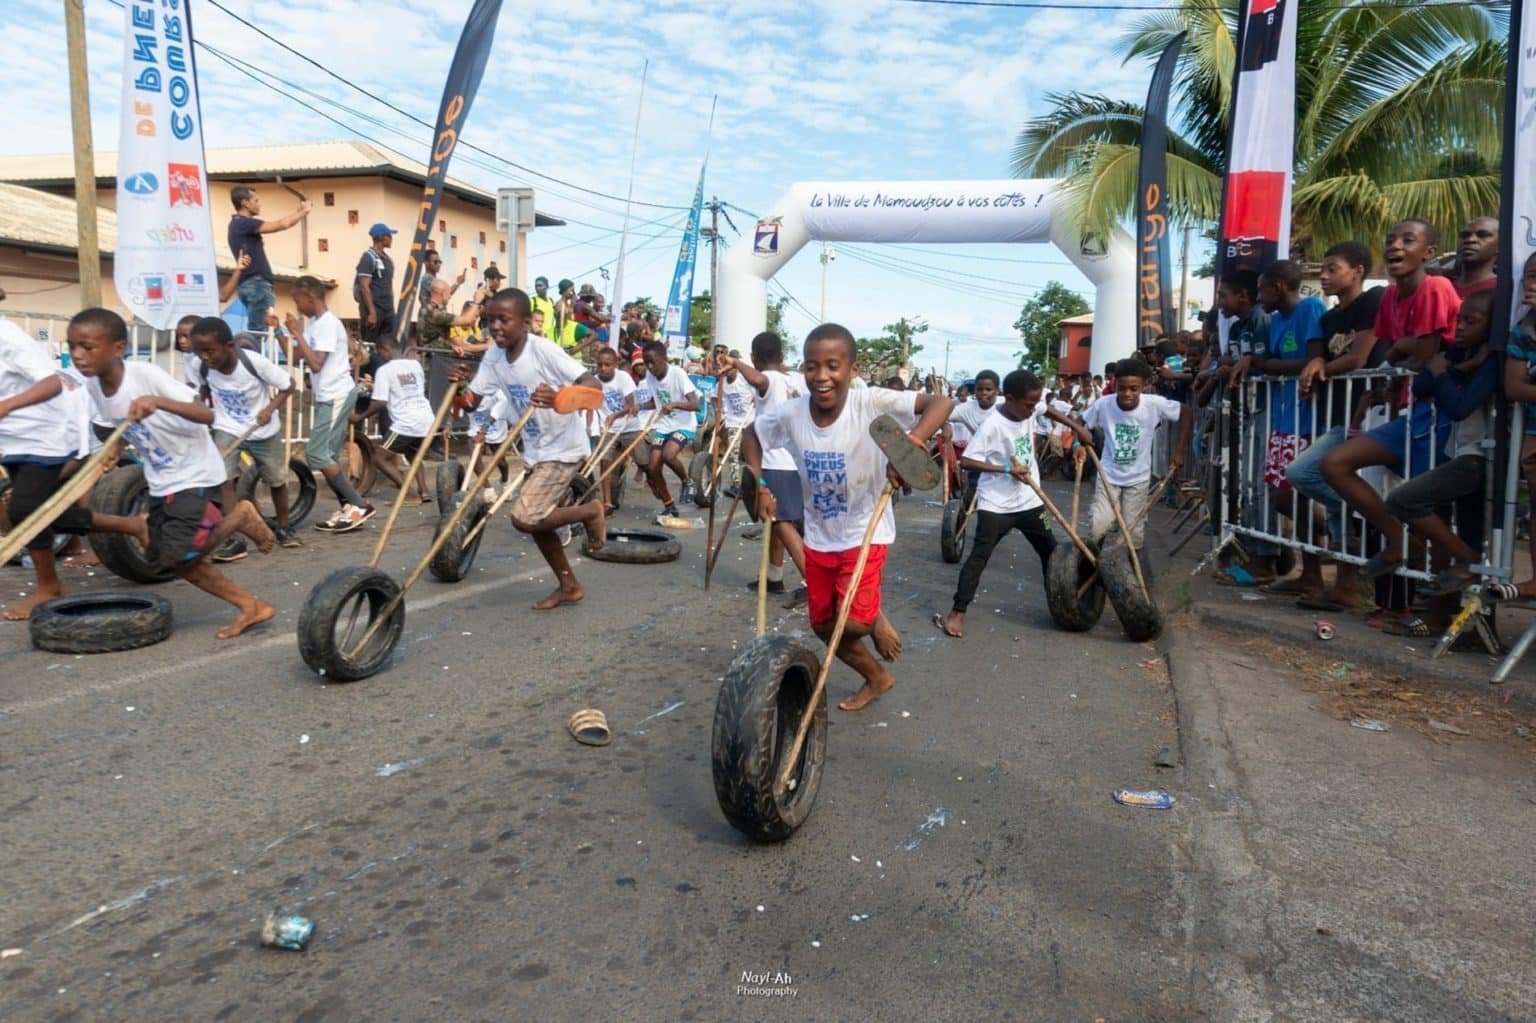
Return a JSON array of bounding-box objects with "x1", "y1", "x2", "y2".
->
[
  {"x1": 1075, "y1": 473, "x2": 1176, "y2": 598},
  {"x1": 459, "y1": 437, "x2": 485, "y2": 493},
  {"x1": 1018, "y1": 462, "x2": 1096, "y2": 566},
  {"x1": 217, "y1": 420, "x2": 263, "y2": 461},
  {"x1": 457, "y1": 466, "x2": 528, "y2": 547},
  {"x1": 703, "y1": 415, "x2": 724, "y2": 592},
  {"x1": 1071, "y1": 453, "x2": 1083, "y2": 527},
  {"x1": 578, "y1": 421, "x2": 618, "y2": 479},
  {"x1": 777, "y1": 481, "x2": 895, "y2": 795},
  {"x1": 0, "y1": 422, "x2": 130, "y2": 567},
  {"x1": 346, "y1": 404, "x2": 537, "y2": 658},
  {"x1": 756, "y1": 512, "x2": 775, "y2": 638},
  {"x1": 1083, "y1": 445, "x2": 1149, "y2": 599},
  {"x1": 707, "y1": 480, "x2": 745, "y2": 575},
  {"x1": 574, "y1": 409, "x2": 662, "y2": 505},
  {"x1": 368, "y1": 383, "x2": 461, "y2": 569}
]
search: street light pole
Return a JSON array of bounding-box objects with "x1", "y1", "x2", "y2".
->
[
  {"x1": 819, "y1": 241, "x2": 833, "y2": 322},
  {"x1": 65, "y1": 0, "x2": 102, "y2": 308}
]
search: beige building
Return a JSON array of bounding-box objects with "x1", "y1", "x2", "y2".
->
[{"x1": 0, "y1": 140, "x2": 560, "y2": 323}]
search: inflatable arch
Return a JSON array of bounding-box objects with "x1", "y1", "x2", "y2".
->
[{"x1": 717, "y1": 180, "x2": 1137, "y2": 375}]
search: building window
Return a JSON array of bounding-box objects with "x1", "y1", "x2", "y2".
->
[
  {"x1": 347, "y1": 210, "x2": 358, "y2": 225},
  {"x1": 471, "y1": 256, "x2": 479, "y2": 270},
  {"x1": 478, "y1": 231, "x2": 486, "y2": 244},
  {"x1": 426, "y1": 239, "x2": 436, "y2": 251},
  {"x1": 450, "y1": 235, "x2": 458, "y2": 249},
  {"x1": 439, "y1": 219, "x2": 446, "y2": 233},
  {"x1": 499, "y1": 240, "x2": 506, "y2": 254},
  {"x1": 323, "y1": 192, "x2": 335, "y2": 206},
  {"x1": 318, "y1": 238, "x2": 329, "y2": 252}
]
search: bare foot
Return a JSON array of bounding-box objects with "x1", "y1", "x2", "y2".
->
[
  {"x1": 217, "y1": 599, "x2": 275, "y2": 640},
  {"x1": 583, "y1": 502, "x2": 607, "y2": 554},
  {"x1": 872, "y1": 612, "x2": 903, "y2": 660},
  {"x1": 532, "y1": 586, "x2": 584, "y2": 611},
  {"x1": 838, "y1": 664, "x2": 895, "y2": 712},
  {"x1": 3, "y1": 583, "x2": 64, "y2": 621},
  {"x1": 936, "y1": 611, "x2": 964, "y2": 639},
  {"x1": 132, "y1": 513, "x2": 151, "y2": 549},
  {"x1": 229, "y1": 500, "x2": 275, "y2": 554},
  {"x1": 63, "y1": 548, "x2": 101, "y2": 568}
]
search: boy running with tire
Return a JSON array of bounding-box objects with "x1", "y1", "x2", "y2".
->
[
  {"x1": 595, "y1": 346, "x2": 637, "y2": 510},
  {"x1": 743, "y1": 323, "x2": 952, "y2": 712},
  {"x1": 454, "y1": 288, "x2": 607, "y2": 610},
  {"x1": 351, "y1": 335, "x2": 433, "y2": 506},
  {"x1": 636, "y1": 340, "x2": 701, "y2": 520},
  {"x1": 188, "y1": 317, "x2": 300, "y2": 548},
  {"x1": 66, "y1": 308, "x2": 275, "y2": 639},
  {"x1": 937, "y1": 370, "x2": 1062, "y2": 638}
]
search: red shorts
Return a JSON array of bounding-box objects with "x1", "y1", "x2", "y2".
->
[
  {"x1": 1263, "y1": 432, "x2": 1310, "y2": 491},
  {"x1": 805, "y1": 544, "x2": 888, "y2": 631}
]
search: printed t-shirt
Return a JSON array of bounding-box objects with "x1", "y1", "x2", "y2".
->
[
  {"x1": 644, "y1": 364, "x2": 701, "y2": 434},
  {"x1": 1081, "y1": 393, "x2": 1182, "y2": 487},
  {"x1": 202, "y1": 348, "x2": 290, "y2": 441},
  {"x1": 1268, "y1": 295, "x2": 1327, "y2": 435},
  {"x1": 468, "y1": 334, "x2": 588, "y2": 466},
  {"x1": 85, "y1": 361, "x2": 225, "y2": 496},
  {"x1": 967, "y1": 410, "x2": 1043, "y2": 514},
  {"x1": 304, "y1": 311, "x2": 355, "y2": 404},
  {"x1": 0, "y1": 319, "x2": 77, "y2": 461},
  {"x1": 372, "y1": 358, "x2": 433, "y2": 438},
  {"x1": 752, "y1": 386, "x2": 918, "y2": 551},
  {"x1": 754, "y1": 369, "x2": 805, "y2": 473},
  {"x1": 719, "y1": 371, "x2": 756, "y2": 429}
]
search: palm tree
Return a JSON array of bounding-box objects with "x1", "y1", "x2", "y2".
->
[{"x1": 1014, "y1": 0, "x2": 1506, "y2": 258}]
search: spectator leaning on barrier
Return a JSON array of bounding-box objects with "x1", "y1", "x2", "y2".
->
[
  {"x1": 1488, "y1": 251, "x2": 1536, "y2": 603},
  {"x1": 227, "y1": 185, "x2": 311, "y2": 331},
  {"x1": 1454, "y1": 216, "x2": 1499, "y2": 298}
]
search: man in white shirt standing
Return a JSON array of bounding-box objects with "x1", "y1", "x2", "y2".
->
[{"x1": 275, "y1": 276, "x2": 374, "y2": 533}]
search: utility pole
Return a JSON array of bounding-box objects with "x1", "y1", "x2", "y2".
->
[
  {"x1": 1178, "y1": 222, "x2": 1192, "y2": 328},
  {"x1": 706, "y1": 196, "x2": 720, "y2": 346},
  {"x1": 819, "y1": 241, "x2": 833, "y2": 322},
  {"x1": 943, "y1": 335, "x2": 952, "y2": 381},
  {"x1": 66, "y1": 0, "x2": 101, "y2": 308}
]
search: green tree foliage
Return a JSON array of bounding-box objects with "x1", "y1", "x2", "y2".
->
[
  {"x1": 855, "y1": 317, "x2": 927, "y2": 377},
  {"x1": 1013, "y1": 282, "x2": 1091, "y2": 374}
]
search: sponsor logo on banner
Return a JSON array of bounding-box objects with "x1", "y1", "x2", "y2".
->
[
  {"x1": 754, "y1": 219, "x2": 780, "y2": 257},
  {"x1": 123, "y1": 171, "x2": 158, "y2": 196},
  {"x1": 174, "y1": 270, "x2": 211, "y2": 297},
  {"x1": 166, "y1": 163, "x2": 203, "y2": 207}
]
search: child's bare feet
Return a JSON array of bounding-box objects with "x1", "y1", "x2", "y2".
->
[
  {"x1": 228, "y1": 501, "x2": 275, "y2": 554},
  {"x1": 132, "y1": 514, "x2": 151, "y2": 549},
  {"x1": 838, "y1": 663, "x2": 894, "y2": 712},
  {"x1": 935, "y1": 610, "x2": 964, "y2": 638},
  {"x1": 217, "y1": 598, "x2": 275, "y2": 639},
  {"x1": 533, "y1": 584, "x2": 584, "y2": 611},
  {"x1": 3, "y1": 582, "x2": 64, "y2": 621},
  {"x1": 582, "y1": 503, "x2": 607, "y2": 554},
  {"x1": 871, "y1": 613, "x2": 903, "y2": 660}
]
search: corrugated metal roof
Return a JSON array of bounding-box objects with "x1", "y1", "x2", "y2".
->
[
  {"x1": 1058, "y1": 313, "x2": 1095, "y2": 325},
  {"x1": 0, "y1": 182, "x2": 323, "y2": 282},
  {"x1": 0, "y1": 140, "x2": 564, "y2": 226}
]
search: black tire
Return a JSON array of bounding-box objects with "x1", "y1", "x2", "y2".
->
[
  {"x1": 585, "y1": 527, "x2": 681, "y2": 564},
  {"x1": 345, "y1": 435, "x2": 378, "y2": 499},
  {"x1": 435, "y1": 460, "x2": 465, "y2": 510},
  {"x1": 428, "y1": 492, "x2": 488, "y2": 583},
  {"x1": 940, "y1": 498, "x2": 966, "y2": 564},
  {"x1": 1099, "y1": 542, "x2": 1162, "y2": 642},
  {"x1": 30, "y1": 592, "x2": 173, "y2": 653},
  {"x1": 711, "y1": 634, "x2": 827, "y2": 842},
  {"x1": 689, "y1": 449, "x2": 717, "y2": 508},
  {"x1": 297, "y1": 565, "x2": 405, "y2": 682},
  {"x1": 236, "y1": 458, "x2": 317, "y2": 529},
  {"x1": 90, "y1": 466, "x2": 174, "y2": 584},
  {"x1": 1045, "y1": 541, "x2": 1105, "y2": 632},
  {"x1": 566, "y1": 471, "x2": 595, "y2": 508}
]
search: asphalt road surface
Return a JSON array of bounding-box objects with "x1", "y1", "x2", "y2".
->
[{"x1": 1, "y1": 478, "x2": 1531, "y2": 1022}]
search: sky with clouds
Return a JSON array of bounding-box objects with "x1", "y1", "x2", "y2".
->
[{"x1": 6, "y1": 0, "x2": 1170, "y2": 377}]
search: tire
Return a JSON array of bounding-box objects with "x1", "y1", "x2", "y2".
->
[
  {"x1": 236, "y1": 459, "x2": 317, "y2": 529},
  {"x1": 435, "y1": 459, "x2": 465, "y2": 509},
  {"x1": 940, "y1": 498, "x2": 966, "y2": 564},
  {"x1": 90, "y1": 466, "x2": 175, "y2": 584},
  {"x1": 0, "y1": 477, "x2": 74, "y2": 565},
  {"x1": 566, "y1": 471, "x2": 595, "y2": 508},
  {"x1": 1099, "y1": 542, "x2": 1162, "y2": 642},
  {"x1": 689, "y1": 449, "x2": 716, "y2": 508},
  {"x1": 344, "y1": 435, "x2": 378, "y2": 499},
  {"x1": 428, "y1": 491, "x2": 488, "y2": 583},
  {"x1": 584, "y1": 527, "x2": 681, "y2": 565},
  {"x1": 1045, "y1": 541, "x2": 1105, "y2": 632},
  {"x1": 297, "y1": 565, "x2": 405, "y2": 682},
  {"x1": 711, "y1": 634, "x2": 827, "y2": 842},
  {"x1": 30, "y1": 592, "x2": 173, "y2": 653}
]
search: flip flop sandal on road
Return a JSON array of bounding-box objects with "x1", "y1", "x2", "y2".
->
[
  {"x1": 1215, "y1": 566, "x2": 1275, "y2": 588},
  {"x1": 569, "y1": 708, "x2": 612, "y2": 746}
]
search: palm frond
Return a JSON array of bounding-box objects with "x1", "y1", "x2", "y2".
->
[
  {"x1": 1381, "y1": 174, "x2": 1502, "y2": 246},
  {"x1": 1055, "y1": 142, "x2": 1223, "y2": 241},
  {"x1": 1291, "y1": 172, "x2": 1390, "y2": 258},
  {"x1": 1012, "y1": 94, "x2": 1149, "y2": 178}
]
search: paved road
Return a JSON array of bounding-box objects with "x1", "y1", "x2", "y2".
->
[{"x1": 1, "y1": 479, "x2": 1531, "y2": 1021}]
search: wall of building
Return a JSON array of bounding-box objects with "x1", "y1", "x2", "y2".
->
[{"x1": 1058, "y1": 321, "x2": 1094, "y2": 377}]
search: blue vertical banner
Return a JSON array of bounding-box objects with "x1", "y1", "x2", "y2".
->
[
  {"x1": 1135, "y1": 31, "x2": 1185, "y2": 348},
  {"x1": 661, "y1": 164, "x2": 706, "y2": 360}
]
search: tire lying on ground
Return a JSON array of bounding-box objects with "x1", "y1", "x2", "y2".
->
[
  {"x1": 1099, "y1": 541, "x2": 1162, "y2": 642},
  {"x1": 940, "y1": 498, "x2": 966, "y2": 564},
  {"x1": 711, "y1": 634, "x2": 827, "y2": 842},
  {"x1": 435, "y1": 459, "x2": 466, "y2": 510},
  {"x1": 428, "y1": 491, "x2": 488, "y2": 583},
  {"x1": 30, "y1": 592, "x2": 173, "y2": 653},
  {"x1": 297, "y1": 565, "x2": 404, "y2": 682},
  {"x1": 584, "y1": 527, "x2": 681, "y2": 565},
  {"x1": 236, "y1": 458, "x2": 318, "y2": 529},
  {"x1": 90, "y1": 465, "x2": 175, "y2": 584},
  {"x1": 1045, "y1": 540, "x2": 1105, "y2": 632}
]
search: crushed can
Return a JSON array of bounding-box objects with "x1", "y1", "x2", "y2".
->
[
  {"x1": 1112, "y1": 788, "x2": 1175, "y2": 810},
  {"x1": 261, "y1": 912, "x2": 315, "y2": 951},
  {"x1": 1314, "y1": 618, "x2": 1335, "y2": 641}
]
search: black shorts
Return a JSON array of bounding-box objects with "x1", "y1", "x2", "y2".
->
[
  {"x1": 383, "y1": 432, "x2": 426, "y2": 459},
  {"x1": 3, "y1": 460, "x2": 92, "y2": 551},
  {"x1": 147, "y1": 487, "x2": 222, "y2": 574}
]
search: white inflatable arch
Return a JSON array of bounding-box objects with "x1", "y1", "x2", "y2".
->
[{"x1": 717, "y1": 179, "x2": 1136, "y2": 375}]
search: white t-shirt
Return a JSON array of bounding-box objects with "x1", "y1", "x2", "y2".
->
[
  {"x1": 179, "y1": 350, "x2": 202, "y2": 390},
  {"x1": 304, "y1": 311, "x2": 354, "y2": 404},
  {"x1": 471, "y1": 390, "x2": 513, "y2": 445},
  {"x1": 753, "y1": 369, "x2": 805, "y2": 472},
  {"x1": 753, "y1": 386, "x2": 919, "y2": 552},
  {"x1": 967, "y1": 409, "x2": 1043, "y2": 514},
  {"x1": 372, "y1": 358, "x2": 433, "y2": 438},
  {"x1": 86, "y1": 361, "x2": 226, "y2": 496},
  {"x1": 1032, "y1": 397, "x2": 1073, "y2": 435},
  {"x1": 1081, "y1": 393, "x2": 1182, "y2": 486},
  {"x1": 202, "y1": 349, "x2": 291, "y2": 441},
  {"x1": 718, "y1": 371, "x2": 756, "y2": 429},
  {"x1": 949, "y1": 398, "x2": 995, "y2": 442},
  {"x1": 644, "y1": 364, "x2": 701, "y2": 435},
  {"x1": 597, "y1": 368, "x2": 637, "y2": 434},
  {"x1": 0, "y1": 319, "x2": 77, "y2": 461},
  {"x1": 467, "y1": 334, "x2": 588, "y2": 466}
]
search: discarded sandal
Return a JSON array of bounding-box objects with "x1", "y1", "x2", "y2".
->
[
  {"x1": 1215, "y1": 566, "x2": 1274, "y2": 588},
  {"x1": 568, "y1": 708, "x2": 612, "y2": 746}
]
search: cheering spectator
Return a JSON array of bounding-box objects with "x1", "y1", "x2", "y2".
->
[{"x1": 227, "y1": 185, "x2": 311, "y2": 331}]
